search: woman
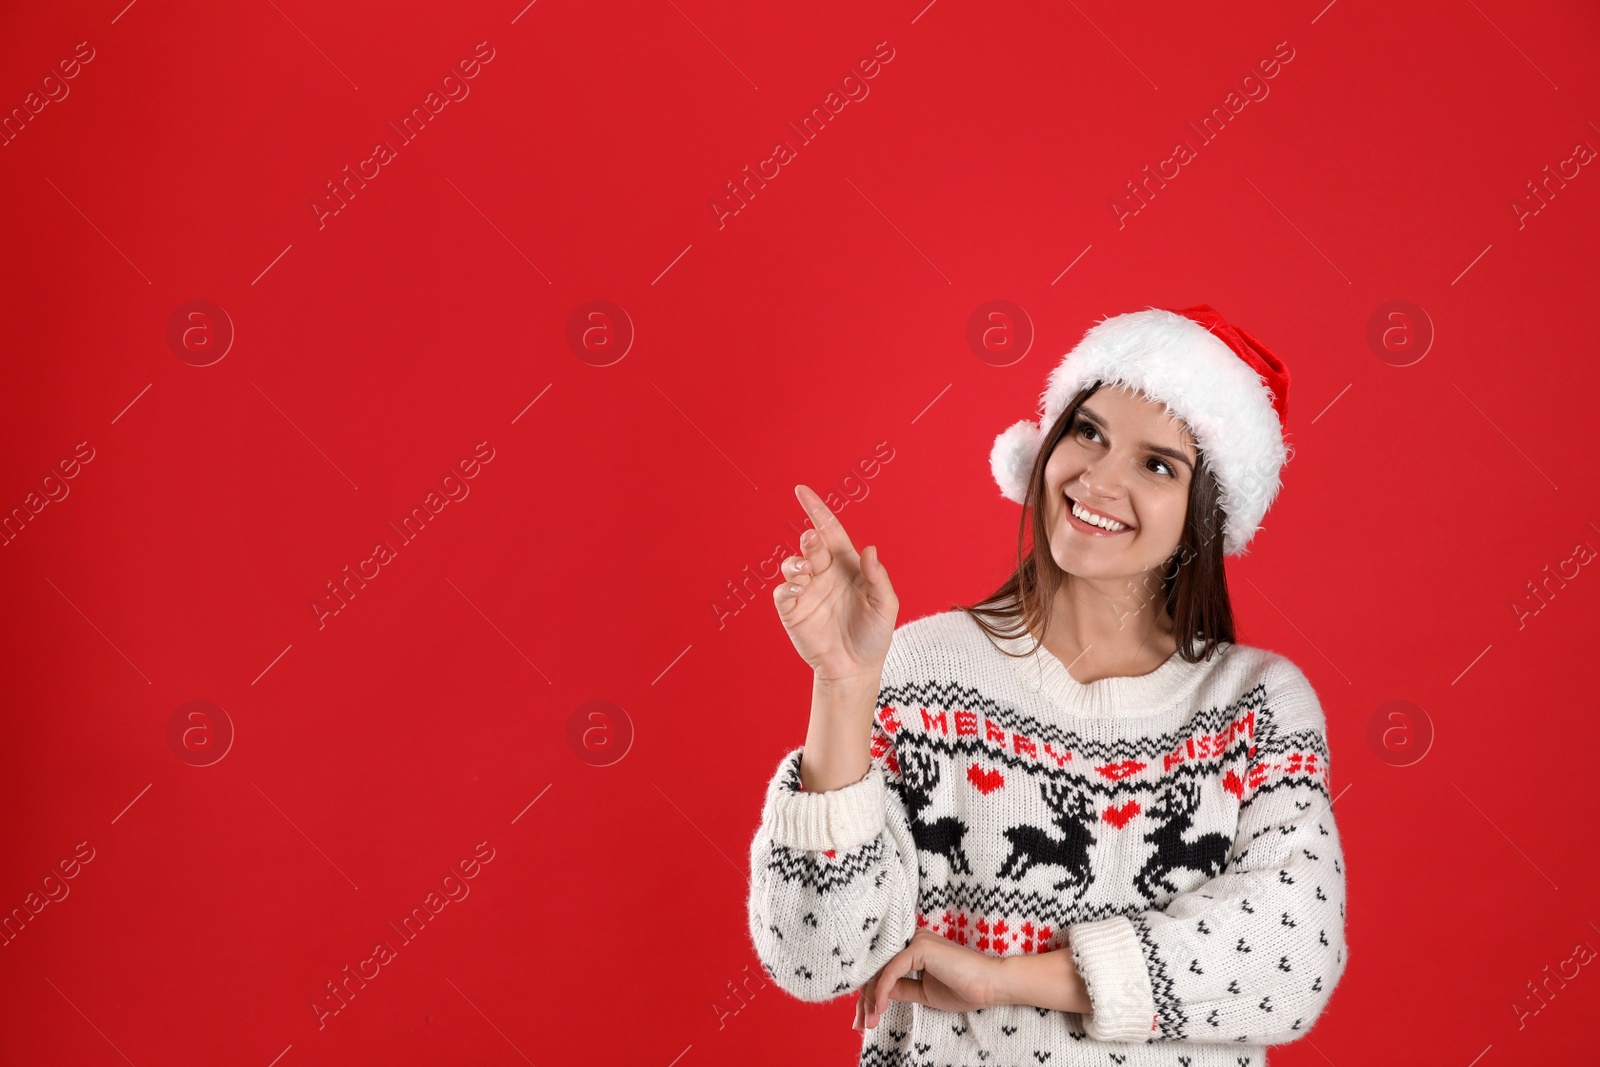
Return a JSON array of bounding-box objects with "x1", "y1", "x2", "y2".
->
[{"x1": 747, "y1": 305, "x2": 1347, "y2": 1066}]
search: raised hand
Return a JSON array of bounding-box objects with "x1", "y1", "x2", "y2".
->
[{"x1": 774, "y1": 484, "x2": 899, "y2": 685}]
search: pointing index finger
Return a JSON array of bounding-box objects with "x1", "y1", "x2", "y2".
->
[{"x1": 795, "y1": 483, "x2": 854, "y2": 555}]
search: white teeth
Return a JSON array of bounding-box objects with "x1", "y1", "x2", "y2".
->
[{"x1": 1071, "y1": 499, "x2": 1127, "y2": 531}]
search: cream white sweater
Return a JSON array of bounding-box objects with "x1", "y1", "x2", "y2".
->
[{"x1": 746, "y1": 607, "x2": 1348, "y2": 1066}]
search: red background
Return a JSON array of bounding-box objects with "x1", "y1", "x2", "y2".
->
[{"x1": 3, "y1": 0, "x2": 1598, "y2": 1064}]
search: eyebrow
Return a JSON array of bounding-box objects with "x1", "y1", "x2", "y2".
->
[{"x1": 1074, "y1": 405, "x2": 1196, "y2": 472}]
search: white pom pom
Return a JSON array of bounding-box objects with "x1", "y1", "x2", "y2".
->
[{"x1": 989, "y1": 419, "x2": 1043, "y2": 505}]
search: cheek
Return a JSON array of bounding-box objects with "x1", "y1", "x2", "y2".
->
[
  {"x1": 1152, "y1": 497, "x2": 1191, "y2": 535},
  {"x1": 1131, "y1": 490, "x2": 1186, "y2": 531},
  {"x1": 1042, "y1": 462, "x2": 1071, "y2": 498}
]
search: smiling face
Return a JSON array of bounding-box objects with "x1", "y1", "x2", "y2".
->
[{"x1": 1042, "y1": 384, "x2": 1199, "y2": 584}]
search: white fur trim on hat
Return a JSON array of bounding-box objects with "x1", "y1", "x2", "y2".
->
[{"x1": 989, "y1": 307, "x2": 1289, "y2": 556}]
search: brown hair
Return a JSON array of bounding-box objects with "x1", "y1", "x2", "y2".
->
[{"x1": 953, "y1": 381, "x2": 1235, "y2": 665}]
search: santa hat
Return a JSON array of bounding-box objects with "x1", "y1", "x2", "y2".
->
[{"x1": 989, "y1": 304, "x2": 1292, "y2": 557}]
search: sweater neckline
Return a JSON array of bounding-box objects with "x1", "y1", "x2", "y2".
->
[{"x1": 985, "y1": 619, "x2": 1222, "y2": 719}]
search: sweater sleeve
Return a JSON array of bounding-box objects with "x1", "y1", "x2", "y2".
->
[
  {"x1": 745, "y1": 705, "x2": 922, "y2": 1004},
  {"x1": 1067, "y1": 659, "x2": 1349, "y2": 1045}
]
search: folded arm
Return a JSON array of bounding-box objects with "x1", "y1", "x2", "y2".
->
[{"x1": 746, "y1": 711, "x2": 922, "y2": 1003}]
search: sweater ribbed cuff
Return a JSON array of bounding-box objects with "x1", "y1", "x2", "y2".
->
[
  {"x1": 1069, "y1": 915, "x2": 1157, "y2": 1042},
  {"x1": 761, "y1": 748, "x2": 886, "y2": 853}
]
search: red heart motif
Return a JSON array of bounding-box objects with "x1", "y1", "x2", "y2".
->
[
  {"x1": 1101, "y1": 801, "x2": 1141, "y2": 828},
  {"x1": 1222, "y1": 769, "x2": 1244, "y2": 798},
  {"x1": 967, "y1": 764, "x2": 1005, "y2": 795}
]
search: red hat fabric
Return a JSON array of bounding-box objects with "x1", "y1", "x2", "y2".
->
[{"x1": 1164, "y1": 303, "x2": 1291, "y2": 431}]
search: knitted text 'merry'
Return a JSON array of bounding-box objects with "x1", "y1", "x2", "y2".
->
[{"x1": 747, "y1": 609, "x2": 1348, "y2": 1067}]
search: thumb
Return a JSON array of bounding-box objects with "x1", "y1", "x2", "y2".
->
[
  {"x1": 864, "y1": 546, "x2": 893, "y2": 589},
  {"x1": 859, "y1": 546, "x2": 897, "y2": 614}
]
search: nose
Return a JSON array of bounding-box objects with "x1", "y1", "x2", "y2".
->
[{"x1": 1076, "y1": 451, "x2": 1125, "y2": 501}]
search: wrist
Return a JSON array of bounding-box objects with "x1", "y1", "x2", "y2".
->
[
  {"x1": 988, "y1": 954, "x2": 1020, "y2": 1009},
  {"x1": 801, "y1": 668, "x2": 883, "y2": 792},
  {"x1": 991, "y1": 951, "x2": 1091, "y2": 1013},
  {"x1": 812, "y1": 667, "x2": 883, "y2": 698}
]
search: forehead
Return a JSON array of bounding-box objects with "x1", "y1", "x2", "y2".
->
[{"x1": 1082, "y1": 385, "x2": 1196, "y2": 448}]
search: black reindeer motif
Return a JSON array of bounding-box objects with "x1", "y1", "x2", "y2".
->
[
  {"x1": 898, "y1": 747, "x2": 973, "y2": 875},
  {"x1": 1133, "y1": 778, "x2": 1233, "y2": 902},
  {"x1": 996, "y1": 779, "x2": 1099, "y2": 897}
]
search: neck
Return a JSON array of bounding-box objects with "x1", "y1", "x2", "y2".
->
[{"x1": 1039, "y1": 572, "x2": 1177, "y2": 682}]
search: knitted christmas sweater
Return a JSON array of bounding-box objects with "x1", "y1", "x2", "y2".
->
[{"x1": 746, "y1": 607, "x2": 1348, "y2": 1067}]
